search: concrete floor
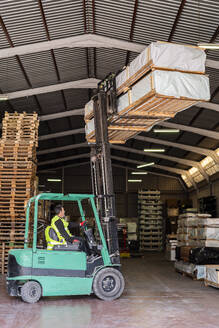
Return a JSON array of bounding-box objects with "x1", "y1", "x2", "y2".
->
[{"x1": 1, "y1": 253, "x2": 219, "y2": 328}]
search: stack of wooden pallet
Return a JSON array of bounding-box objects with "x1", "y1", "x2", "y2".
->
[
  {"x1": 138, "y1": 190, "x2": 164, "y2": 251},
  {"x1": 0, "y1": 112, "x2": 39, "y2": 274},
  {"x1": 85, "y1": 41, "x2": 210, "y2": 144}
]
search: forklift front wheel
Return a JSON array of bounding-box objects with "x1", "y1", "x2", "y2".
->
[
  {"x1": 20, "y1": 281, "x2": 42, "y2": 304},
  {"x1": 93, "y1": 267, "x2": 125, "y2": 301}
]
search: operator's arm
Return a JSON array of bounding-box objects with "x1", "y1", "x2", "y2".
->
[{"x1": 54, "y1": 219, "x2": 74, "y2": 243}]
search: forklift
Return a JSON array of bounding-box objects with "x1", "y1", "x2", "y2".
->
[{"x1": 6, "y1": 74, "x2": 125, "y2": 303}]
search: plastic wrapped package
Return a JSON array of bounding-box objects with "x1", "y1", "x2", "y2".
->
[
  {"x1": 205, "y1": 266, "x2": 219, "y2": 287},
  {"x1": 116, "y1": 70, "x2": 210, "y2": 117},
  {"x1": 174, "y1": 260, "x2": 196, "y2": 275},
  {"x1": 185, "y1": 218, "x2": 198, "y2": 227},
  {"x1": 149, "y1": 42, "x2": 206, "y2": 73},
  {"x1": 196, "y1": 265, "x2": 206, "y2": 280},
  {"x1": 197, "y1": 227, "x2": 219, "y2": 240},
  {"x1": 198, "y1": 218, "x2": 219, "y2": 227},
  {"x1": 84, "y1": 100, "x2": 94, "y2": 121},
  {"x1": 118, "y1": 42, "x2": 206, "y2": 93}
]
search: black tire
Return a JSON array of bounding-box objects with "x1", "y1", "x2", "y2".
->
[
  {"x1": 20, "y1": 281, "x2": 42, "y2": 304},
  {"x1": 93, "y1": 267, "x2": 125, "y2": 301}
]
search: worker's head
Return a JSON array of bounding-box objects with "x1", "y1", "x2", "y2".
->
[{"x1": 55, "y1": 204, "x2": 65, "y2": 218}]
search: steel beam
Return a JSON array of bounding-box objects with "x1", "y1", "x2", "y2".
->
[
  {"x1": 111, "y1": 155, "x2": 197, "y2": 189},
  {"x1": 39, "y1": 128, "x2": 85, "y2": 141},
  {"x1": 134, "y1": 135, "x2": 219, "y2": 165},
  {"x1": 39, "y1": 161, "x2": 90, "y2": 172},
  {"x1": 196, "y1": 102, "x2": 219, "y2": 113},
  {"x1": 37, "y1": 142, "x2": 88, "y2": 155},
  {"x1": 112, "y1": 144, "x2": 209, "y2": 181},
  {"x1": 5, "y1": 79, "x2": 99, "y2": 100},
  {"x1": 39, "y1": 108, "x2": 84, "y2": 121},
  {"x1": 38, "y1": 153, "x2": 90, "y2": 166},
  {"x1": 0, "y1": 32, "x2": 217, "y2": 70},
  {"x1": 168, "y1": 0, "x2": 187, "y2": 42},
  {"x1": 0, "y1": 33, "x2": 145, "y2": 59},
  {"x1": 158, "y1": 121, "x2": 219, "y2": 140}
]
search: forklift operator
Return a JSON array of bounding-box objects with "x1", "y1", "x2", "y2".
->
[{"x1": 45, "y1": 204, "x2": 86, "y2": 250}]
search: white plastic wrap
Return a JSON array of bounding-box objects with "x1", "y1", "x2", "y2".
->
[
  {"x1": 206, "y1": 267, "x2": 219, "y2": 284},
  {"x1": 116, "y1": 68, "x2": 129, "y2": 89},
  {"x1": 128, "y1": 42, "x2": 206, "y2": 82},
  {"x1": 131, "y1": 73, "x2": 152, "y2": 103},
  {"x1": 198, "y1": 240, "x2": 219, "y2": 247},
  {"x1": 117, "y1": 92, "x2": 129, "y2": 114},
  {"x1": 84, "y1": 100, "x2": 94, "y2": 118},
  {"x1": 174, "y1": 260, "x2": 196, "y2": 275},
  {"x1": 186, "y1": 218, "x2": 198, "y2": 227},
  {"x1": 129, "y1": 48, "x2": 149, "y2": 77},
  {"x1": 85, "y1": 118, "x2": 94, "y2": 137},
  {"x1": 198, "y1": 218, "x2": 219, "y2": 227},
  {"x1": 116, "y1": 70, "x2": 210, "y2": 115},
  {"x1": 196, "y1": 265, "x2": 206, "y2": 280},
  {"x1": 153, "y1": 70, "x2": 210, "y2": 100},
  {"x1": 197, "y1": 227, "x2": 219, "y2": 240},
  {"x1": 150, "y1": 42, "x2": 206, "y2": 73}
]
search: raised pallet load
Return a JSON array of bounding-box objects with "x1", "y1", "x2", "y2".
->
[
  {"x1": 138, "y1": 190, "x2": 164, "y2": 251},
  {"x1": 85, "y1": 42, "x2": 210, "y2": 144},
  {"x1": 0, "y1": 112, "x2": 39, "y2": 274}
]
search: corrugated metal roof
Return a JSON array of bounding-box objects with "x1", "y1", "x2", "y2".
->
[
  {"x1": 0, "y1": 0, "x2": 47, "y2": 46},
  {"x1": 0, "y1": 0, "x2": 218, "y2": 178},
  {"x1": 42, "y1": 0, "x2": 85, "y2": 39}
]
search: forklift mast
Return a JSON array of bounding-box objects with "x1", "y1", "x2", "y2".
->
[{"x1": 90, "y1": 74, "x2": 120, "y2": 264}]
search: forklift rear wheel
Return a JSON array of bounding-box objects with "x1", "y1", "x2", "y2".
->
[
  {"x1": 93, "y1": 267, "x2": 125, "y2": 301},
  {"x1": 20, "y1": 281, "x2": 42, "y2": 304}
]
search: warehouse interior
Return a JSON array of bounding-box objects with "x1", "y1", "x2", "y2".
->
[{"x1": 0, "y1": 1, "x2": 219, "y2": 327}]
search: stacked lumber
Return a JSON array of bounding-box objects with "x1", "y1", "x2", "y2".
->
[
  {"x1": 85, "y1": 41, "x2": 210, "y2": 144},
  {"x1": 0, "y1": 112, "x2": 39, "y2": 274},
  {"x1": 175, "y1": 211, "x2": 219, "y2": 283},
  {"x1": 176, "y1": 213, "x2": 219, "y2": 249}
]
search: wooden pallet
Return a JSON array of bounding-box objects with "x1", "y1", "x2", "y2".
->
[
  {"x1": 0, "y1": 242, "x2": 24, "y2": 274},
  {"x1": 0, "y1": 144, "x2": 36, "y2": 161},
  {"x1": 175, "y1": 268, "x2": 198, "y2": 280}
]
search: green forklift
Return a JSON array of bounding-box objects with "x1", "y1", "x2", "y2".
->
[{"x1": 6, "y1": 193, "x2": 125, "y2": 303}]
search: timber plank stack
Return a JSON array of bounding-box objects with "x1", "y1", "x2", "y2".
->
[
  {"x1": 85, "y1": 41, "x2": 210, "y2": 144},
  {"x1": 0, "y1": 112, "x2": 39, "y2": 274}
]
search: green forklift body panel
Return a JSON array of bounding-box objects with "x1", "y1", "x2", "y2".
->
[{"x1": 7, "y1": 248, "x2": 94, "y2": 296}]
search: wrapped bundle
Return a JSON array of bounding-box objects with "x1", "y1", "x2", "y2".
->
[
  {"x1": 85, "y1": 41, "x2": 210, "y2": 144},
  {"x1": 116, "y1": 42, "x2": 206, "y2": 94}
]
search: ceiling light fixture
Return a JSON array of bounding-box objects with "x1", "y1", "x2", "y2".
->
[
  {"x1": 144, "y1": 149, "x2": 165, "y2": 152},
  {"x1": 137, "y1": 162, "x2": 155, "y2": 169},
  {"x1": 131, "y1": 172, "x2": 148, "y2": 175},
  {"x1": 128, "y1": 179, "x2": 142, "y2": 183},
  {"x1": 47, "y1": 178, "x2": 62, "y2": 182},
  {"x1": 197, "y1": 43, "x2": 219, "y2": 50},
  {"x1": 153, "y1": 129, "x2": 180, "y2": 133},
  {"x1": 0, "y1": 94, "x2": 8, "y2": 101}
]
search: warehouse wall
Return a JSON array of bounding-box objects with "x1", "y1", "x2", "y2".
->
[
  {"x1": 189, "y1": 173, "x2": 219, "y2": 216},
  {"x1": 38, "y1": 164, "x2": 187, "y2": 218}
]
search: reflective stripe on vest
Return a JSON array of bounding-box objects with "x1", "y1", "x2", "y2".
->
[
  {"x1": 45, "y1": 225, "x2": 66, "y2": 250},
  {"x1": 51, "y1": 216, "x2": 73, "y2": 243}
]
